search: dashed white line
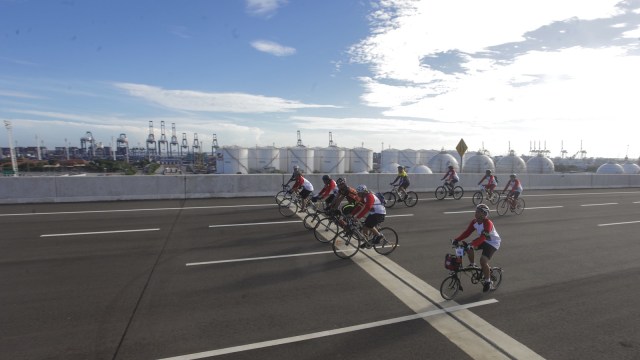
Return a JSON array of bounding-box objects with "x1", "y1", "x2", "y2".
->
[
  {"x1": 581, "y1": 203, "x2": 618, "y2": 207},
  {"x1": 598, "y1": 220, "x2": 640, "y2": 227}
]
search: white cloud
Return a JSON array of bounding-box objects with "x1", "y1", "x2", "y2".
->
[
  {"x1": 113, "y1": 83, "x2": 338, "y2": 113},
  {"x1": 250, "y1": 40, "x2": 296, "y2": 56},
  {"x1": 245, "y1": 0, "x2": 288, "y2": 17}
]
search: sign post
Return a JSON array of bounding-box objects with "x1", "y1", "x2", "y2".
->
[{"x1": 456, "y1": 138, "x2": 468, "y2": 172}]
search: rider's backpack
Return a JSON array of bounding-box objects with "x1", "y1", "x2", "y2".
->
[{"x1": 375, "y1": 192, "x2": 386, "y2": 206}]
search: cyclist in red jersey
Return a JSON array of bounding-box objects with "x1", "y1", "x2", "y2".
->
[
  {"x1": 477, "y1": 169, "x2": 497, "y2": 198},
  {"x1": 290, "y1": 172, "x2": 314, "y2": 212},
  {"x1": 329, "y1": 177, "x2": 361, "y2": 215},
  {"x1": 351, "y1": 184, "x2": 386, "y2": 248},
  {"x1": 312, "y1": 175, "x2": 337, "y2": 208}
]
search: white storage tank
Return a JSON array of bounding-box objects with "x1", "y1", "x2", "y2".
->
[
  {"x1": 526, "y1": 153, "x2": 555, "y2": 174},
  {"x1": 496, "y1": 150, "x2": 528, "y2": 174},
  {"x1": 282, "y1": 147, "x2": 315, "y2": 174},
  {"x1": 380, "y1": 149, "x2": 400, "y2": 172},
  {"x1": 397, "y1": 149, "x2": 420, "y2": 169},
  {"x1": 409, "y1": 165, "x2": 433, "y2": 174},
  {"x1": 248, "y1": 146, "x2": 280, "y2": 173},
  {"x1": 427, "y1": 151, "x2": 459, "y2": 173},
  {"x1": 217, "y1": 146, "x2": 249, "y2": 174},
  {"x1": 417, "y1": 149, "x2": 439, "y2": 165},
  {"x1": 349, "y1": 147, "x2": 373, "y2": 173},
  {"x1": 596, "y1": 162, "x2": 625, "y2": 174},
  {"x1": 382, "y1": 162, "x2": 402, "y2": 173},
  {"x1": 317, "y1": 146, "x2": 347, "y2": 174},
  {"x1": 621, "y1": 160, "x2": 640, "y2": 174},
  {"x1": 462, "y1": 151, "x2": 495, "y2": 173}
]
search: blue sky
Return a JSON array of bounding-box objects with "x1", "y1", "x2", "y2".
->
[{"x1": 1, "y1": 0, "x2": 639, "y2": 159}]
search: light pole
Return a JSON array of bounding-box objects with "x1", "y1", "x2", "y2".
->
[{"x1": 4, "y1": 120, "x2": 19, "y2": 176}]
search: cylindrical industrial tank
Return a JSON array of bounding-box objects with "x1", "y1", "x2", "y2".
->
[
  {"x1": 380, "y1": 149, "x2": 400, "y2": 172},
  {"x1": 409, "y1": 165, "x2": 433, "y2": 174},
  {"x1": 383, "y1": 162, "x2": 401, "y2": 173},
  {"x1": 596, "y1": 162, "x2": 625, "y2": 174},
  {"x1": 282, "y1": 147, "x2": 315, "y2": 174},
  {"x1": 349, "y1": 147, "x2": 373, "y2": 173},
  {"x1": 462, "y1": 151, "x2": 495, "y2": 173},
  {"x1": 495, "y1": 150, "x2": 527, "y2": 174},
  {"x1": 417, "y1": 150, "x2": 439, "y2": 165},
  {"x1": 248, "y1": 146, "x2": 280, "y2": 173},
  {"x1": 621, "y1": 161, "x2": 640, "y2": 174},
  {"x1": 526, "y1": 154, "x2": 555, "y2": 174},
  {"x1": 217, "y1": 146, "x2": 249, "y2": 174},
  {"x1": 427, "y1": 151, "x2": 459, "y2": 173},
  {"x1": 317, "y1": 146, "x2": 347, "y2": 174},
  {"x1": 397, "y1": 149, "x2": 420, "y2": 170}
]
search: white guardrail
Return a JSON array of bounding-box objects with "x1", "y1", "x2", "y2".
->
[{"x1": 1, "y1": 173, "x2": 639, "y2": 204}]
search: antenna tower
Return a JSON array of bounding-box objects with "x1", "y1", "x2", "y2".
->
[{"x1": 3, "y1": 121, "x2": 18, "y2": 176}]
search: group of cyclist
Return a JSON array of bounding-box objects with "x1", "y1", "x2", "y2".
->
[{"x1": 284, "y1": 164, "x2": 523, "y2": 293}]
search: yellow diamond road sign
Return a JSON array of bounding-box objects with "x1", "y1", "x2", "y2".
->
[{"x1": 456, "y1": 139, "x2": 468, "y2": 157}]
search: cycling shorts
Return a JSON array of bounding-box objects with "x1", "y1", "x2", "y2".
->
[
  {"x1": 478, "y1": 242, "x2": 497, "y2": 259},
  {"x1": 364, "y1": 213, "x2": 385, "y2": 228}
]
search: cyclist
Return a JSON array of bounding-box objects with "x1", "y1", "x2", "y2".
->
[
  {"x1": 441, "y1": 165, "x2": 459, "y2": 195},
  {"x1": 351, "y1": 184, "x2": 386, "y2": 248},
  {"x1": 389, "y1": 165, "x2": 410, "y2": 200},
  {"x1": 284, "y1": 165, "x2": 301, "y2": 187},
  {"x1": 452, "y1": 204, "x2": 502, "y2": 292},
  {"x1": 290, "y1": 172, "x2": 314, "y2": 212},
  {"x1": 329, "y1": 177, "x2": 362, "y2": 215},
  {"x1": 502, "y1": 174, "x2": 523, "y2": 210},
  {"x1": 312, "y1": 175, "x2": 337, "y2": 208},
  {"x1": 477, "y1": 169, "x2": 497, "y2": 198}
]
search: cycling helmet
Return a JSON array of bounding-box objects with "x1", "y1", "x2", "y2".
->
[
  {"x1": 448, "y1": 165, "x2": 454, "y2": 170},
  {"x1": 293, "y1": 165, "x2": 299, "y2": 171},
  {"x1": 486, "y1": 169, "x2": 492, "y2": 174},
  {"x1": 356, "y1": 184, "x2": 368, "y2": 193},
  {"x1": 397, "y1": 165, "x2": 404, "y2": 170},
  {"x1": 476, "y1": 204, "x2": 490, "y2": 216},
  {"x1": 510, "y1": 173, "x2": 517, "y2": 178},
  {"x1": 336, "y1": 177, "x2": 346, "y2": 186},
  {"x1": 322, "y1": 174, "x2": 331, "y2": 182}
]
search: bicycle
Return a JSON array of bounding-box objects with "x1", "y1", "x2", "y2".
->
[
  {"x1": 496, "y1": 192, "x2": 525, "y2": 216},
  {"x1": 312, "y1": 203, "x2": 356, "y2": 243},
  {"x1": 275, "y1": 184, "x2": 292, "y2": 206},
  {"x1": 303, "y1": 199, "x2": 327, "y2": 229},
  {"x1": 435, "y1": 181, "x2": 464, "y2": 200},
  {"x1": 439, "y1": 241, "x2": 503, "y2": 300},
  {"x1": 472, "y1": 185, "x2": 501, "y2": 206},
  {"x1": 382, "y1": 185, "x2": 418, "y2": 208},
  {"x1": 331, "y1": 216, "x2": 398, "y2": 259}
]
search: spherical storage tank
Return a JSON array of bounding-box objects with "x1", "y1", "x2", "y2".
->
[
  {"x1": 409, "y1": 165, "x2": 432, "y2": 174},
  {"x1": 526, "y1": 153, "x2": 554, "y2": 174},
  {"x1": 427, "y1": 151, "x2": 459, "y2": 173},
  {"x1": 462, "y1": 151, "x2": 495, "y2": 173},
  {"x1": 248, "y1": 146, "x2": 280, "y2": 173},
  {"x1": 281, "y1": 147, "x2": 315, "y2": 174},
  {"x1": 349, "y1": 147, "x2": 373, "y2": 173},
  {"x1": 596, "y1": 162, "x2": 624, "y2": 174},
  {"x1": 217, "y1": 146, "x2": 249, "y2": 174},
  {"x1": 621, "y1": 161, "x2": 640, "y2": 174},
  {"x1": 316, "y1": 146, "x2": 346, "y2": 174},
  {"x1": 496, "y1": 150, "x2": 527, "y2": 174}
]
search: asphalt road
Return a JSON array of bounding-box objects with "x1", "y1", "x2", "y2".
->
[{"x1": 1, "y1": 188, "x2": 639, "y2": 360}]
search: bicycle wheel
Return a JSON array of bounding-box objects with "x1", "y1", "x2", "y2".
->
[
  {"x1": 275, "y1": 190, "x2": 291, "y2": 206},
  {"x1": 453, "y1": 186, "x2": 464, "y2": 200},
  {"x1": 472, "y1": 191, "x2": 484, "y2": 205},
  {"x1": 514, "y1": 198, "x2": 525, "y2": 215},
  {"x1": 303, "y1": 213, "x2": 322, "y2": 230},
  {"x1": 313, "y1": 217, "x2": 340, "y2": 243},
  {"x1": 332, "y1": 230, "x2": 360, "y2": 259},
  {"x1": 490, "y1": 267, "x2": 503, "y2": 291},
  {"x1": 440, "y1": 275, "x2": 461, "y2": 300},
  {"x1": 496, "y1": 199, "x2": 508, "y2": 216},
  {"x1": 374, "y1": 227, "x2": 398, "y2": 255},
  {"x1": 278, "y1": 197, "x2": 298, "y2": 217},
  {"x1": 383, "y1": 192, "x2": 396, "y2": 208},
  {"x1": 403, "y1": 191, "x2": 418, "y2": 207},
  {"x1": 488, "y1": 192, "x2": 501, "y2": 205},
  {"x1": 435, "y1": 186, "x2": 447, "y2": 200}
]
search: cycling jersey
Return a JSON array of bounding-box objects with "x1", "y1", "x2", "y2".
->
[
  {"x1": 338, "y1": 186, "x2": 361, "y2": 204},
  {"x1": 317, "y1": 179, "x2": 336, "y2": 199},
  {"x1": 352, "y1": 192, "x2": 386, "y2": 219},
  {"x1": 505, "y1": 178, "x2": 523, "y2": 192},
  {"x1": 292, "y1": 176, "x2": 314, "y2": 192},
  {"x1": 478, "y1": 174, "x2": 496, "y2": 186},
  {"x1": 455, "y1": 218, "x2": 501, "y2": 250},
  {"x1": 442, "y1": 169, "x2": 459, "y2": 182}
]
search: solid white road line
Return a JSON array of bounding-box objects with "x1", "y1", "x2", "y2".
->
[
  {"x1": 186, "y1": 250, "x2": 335, "y2": 266},
  {"x1": 0, "y1": 204, "x2": 274, "y2": 217},
  {"x1": 156, "y1": 299, "x2": 498, "y2": 360},
  {"x1": 40, "y1": 228, "x2": 160, "y2": 237},
  {"x1": 581, "y1": 203, "x2": 618, "y2": 207},
  {"x1": 598, "y1": 220, "x2": 640, "y2": 227},
  {"x1": 208, "y1": 214, "x2": 413, "y2": 228}
]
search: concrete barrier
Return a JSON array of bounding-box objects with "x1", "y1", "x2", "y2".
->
[{"x1": 0, "y1": 173, "x2": 639, "y2": 204}]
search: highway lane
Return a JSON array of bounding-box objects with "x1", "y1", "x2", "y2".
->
[{"x1": 1, "y1": 189, "x2": 639, "y2": 359}]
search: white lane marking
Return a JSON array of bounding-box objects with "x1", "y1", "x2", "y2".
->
[
  {"x1": 156, "y1": 299, "x2": 498, "y2": 360},
  {"x1": 40, "y1": 228, "x2": 160, "y2": 237},
  {"x1": 0, "y1": 204, "x2": 275, "y2": 217},
  {"x1": 598, "y1": 220, "x2": 640, "y2": 227},
  {"x1": 581, "y1": 203, "x2": 618, "y2": 207},
  {"x1": 208, "y1": 214, "x2": 413, "y2": 228},
  {"x1": 186, "y1": 250, "x2": 335, "y2": 266},
  {"x1": 444, "y1": 205, "x2": 562, "y2": 214},
  {"x1": 356, "y1": 253, "x2": 544, "y2": 360}
]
